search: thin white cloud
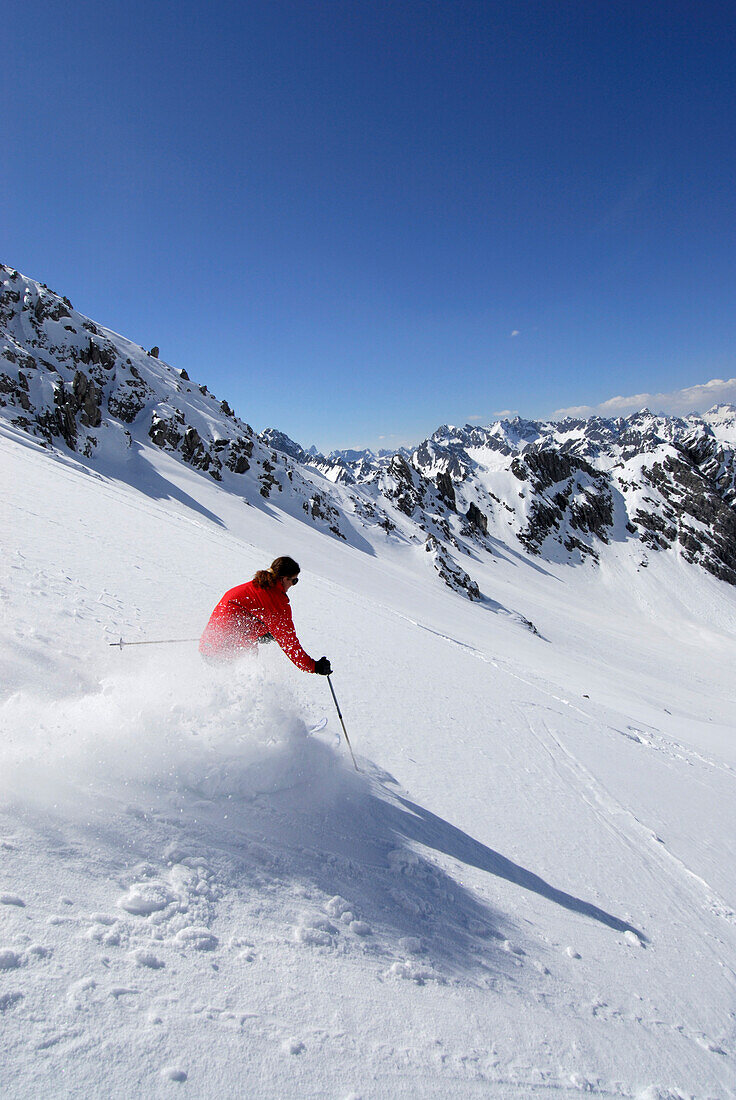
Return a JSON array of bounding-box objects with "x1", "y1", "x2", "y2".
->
[
  {"x1": 552, "y1": 377, "x2": 736, "y2": 421},
  {"x1": 375, "y1": 433, "x2": 417, "y2": 448},
  {"x1": 510, "y1": 330, "x2": 520, "y2": 338},
  {"x1": 467, "y1": 414, "x2": 485, "y2": 422},
  {"x1": 493, "y1": 409, "x2": 518, "y2": 419}
]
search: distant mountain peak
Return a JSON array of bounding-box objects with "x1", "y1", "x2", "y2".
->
[{"x1": 3, "y1": 261, "x2": 735, "y2": 596}]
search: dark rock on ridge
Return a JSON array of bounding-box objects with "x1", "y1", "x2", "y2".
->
[{"x1": 3, "y1": 263, "x2": 736, "y2": 598}]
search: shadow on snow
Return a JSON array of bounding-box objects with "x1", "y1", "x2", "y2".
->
[{"x1": 9, "y1": 732, "x2": 643, "y2": 988}]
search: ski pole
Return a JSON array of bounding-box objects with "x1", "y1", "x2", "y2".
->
[
  {"x1": 109, "y1": 637, "x2": 200, "y2": 649},
  {"x1": 327, "y1": 675, "x2": 359, "y2": 772}
]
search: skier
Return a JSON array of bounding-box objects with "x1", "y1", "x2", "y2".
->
[{"x1": 199, "y1": 556, "x2": 332, "y2": 675}]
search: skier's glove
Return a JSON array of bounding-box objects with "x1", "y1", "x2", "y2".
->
[
  {"x1": 314, "y1": 656, "x2": 332, "y2": 676},
  {"x1": 257, "y1": 632, "x2": 273, "y2": 645}
]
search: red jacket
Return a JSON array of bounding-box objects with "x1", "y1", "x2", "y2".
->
[{"x1": 199, "y1": 580, "x2": 316, "y2": 672}]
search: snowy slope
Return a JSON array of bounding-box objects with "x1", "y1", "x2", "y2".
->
[
  {"x1": 4, "y1": 262, "x2": 736, "y2": 609},
  {"x1": 2, "y1": 418, "x2": 736, "y2": 1099}
]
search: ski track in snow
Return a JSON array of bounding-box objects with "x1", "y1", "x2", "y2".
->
[
  {"x1": 2, "y1": 427, "x2": 736, "y2": 1097},
  {"x1": 532, "y1": 712, "x2": 736, "y2": 928},
  {"x1": 384, "y1": 606, "x2": 736, "y2": 1071},
  {"x1": 400, "y1": 609, "x2": 735, "y2": 773},
  {"x1": 396, "y1": 606, "x2": 736, "y2": 928}
]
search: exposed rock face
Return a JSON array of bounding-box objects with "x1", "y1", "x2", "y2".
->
[
  {"x1": 415, "y1": 437, "x2": 474, "y2": 481},
  {"x1": 225, "y1": 437, "x2": 253, "y2": 475},
  {"x1": 510, "y1": 449, "x2": 614, "y2": 559},
  {"x1": 384, "y1": 454, "x2": 429, "y2": 518},
  {"x1": 260, "y1": 428, "x2": 308, "y2": 463},
  {"x1": 261, "y1": 427, "x2": 355, "y2": 484},
  {"x1": 304, "y1": 492, "x2": 346, "y2": 540},
  {"x1": 634, "y1": 451, "x2": 736, "y2": 585},
  {"x1": 3, "y1": 263, "x2": 736, "y2": 598},
  {"x1": 107, "y1": 364, "x2": 156, "y2": 423},
  {"x1": 511, "y1": 448, "x2": 587, "y2": 489},
  {"x1": 409, "y1": 410, "x2": 736, "y2": 585},
  {"x1": 679, "y1": 430, "x2": 736, "y2": 508},
  {"x1": 424, "y1": 535, "x2": 481, "y2": 601},
  {"x1": 464, "y1": 502, "x2": 487, "y2": 536},
  {"x1": 435, "y1": 471, "x2": 456, "y2": 510},
  {"x1": 0, "y1": 264, "x2": 350, "y2": 544},
  {"x1": 0, "y1": 367, "x2": 32, "y2": 412},
  {"x1": 73, "y1": 370, "x2": 103, "y2": 428},
  {"x1": 149, "y1": 412, "x2": 183, "y2": 452}
]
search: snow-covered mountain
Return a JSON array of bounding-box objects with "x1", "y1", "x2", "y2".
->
[
  {"x1": 2, "y1": 264, "x2": 736, "y2": 1096},
  {"x1": 3, "y1": 263, "x2": 735, "y2": 606},
  {"x1": 421, "y1": 409, "x2": 736, "y2": 583},
  {"x1": 0, "y1": 265, "x2": 351, "y2": 543},
  {"x1": 263, "y1": 408, "x2": 736, "y2": 588}
]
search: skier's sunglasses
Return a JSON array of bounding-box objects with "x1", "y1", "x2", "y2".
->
[{"x1": 287, "y1": 575, "x2": 299, "y2": 585}]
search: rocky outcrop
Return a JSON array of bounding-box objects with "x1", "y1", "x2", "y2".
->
[
  {"x1": 107, "y1": 364, "x2": 155, "y2": 423},
  {"x1": 0, "y1": 265, "x2": 350, "y2": 544},
  {"x1": 261, "y1": 427, "x2": 355, "y2": 484},
  {"x1": 3, "y1": 262, "x2": 736, "y2": 595},
  {"x1": 224, "y1": 437, "x2": 253, "y2": 475},
  {"x1": 463, "y1": 502, "x2": 488, "y2": 536},
  {"x1": 384, "y1": 454, "x2": 428, "y2": 518},
  {"x1": 511, "y1": 449, "x2": 614, "y2": 559},
  {"x1": 435, "y1": 471, "x2": 456, "y2": 510},
  {"x1": 0, "y1": 366, "x2": 32, "y2": 412},
  {"x1": 511, "y1": 448, "x2": 596, "y2": 490},
  {"x1": 679, "y1": 430, "x2": 736, "y2": 508},
  {"x1": 304, "y1": 492, "x2": 346, "y2": 540},
  {"x1": 149, "y1": 413, "x2": 183, "y2": 451},
  {"x1": 72, "y1": 370, "x2": 103, "y2": 428},
  {"x1": 414, "y1": 438, "x2": 474, "y2": 482},
  {"x1": 260, "y1": 428, "x2": 309, "y2": 463},
  {"x1": 424, "y1": 535, "x2": 481, "y2": 601},
  {"x1": 635, "y1": 452, "x2": 736, "y2": 585}
]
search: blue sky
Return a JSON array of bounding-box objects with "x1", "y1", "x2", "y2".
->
[{"x1": 3, "y1": 1, "x2": 736, "y2": 451}]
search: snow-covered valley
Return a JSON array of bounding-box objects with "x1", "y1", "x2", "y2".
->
[{"x1": 2, "y1": 412, "x2": 736, "y2": 1098}]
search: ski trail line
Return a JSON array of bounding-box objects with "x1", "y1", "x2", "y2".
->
[
  {"x1": 386, "y1": 606, "x2": 736, "y2": 933},
  {"x1": 521, "y1": 706, "x2": 736, "y2": 939},
  {"x1": 388, "y1": 608, "x2": 736, "y2": 780}
]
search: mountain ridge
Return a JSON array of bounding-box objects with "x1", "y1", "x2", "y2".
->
[{"x1": 2, "y1": 262, "x2": 736, "y2": 597}]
